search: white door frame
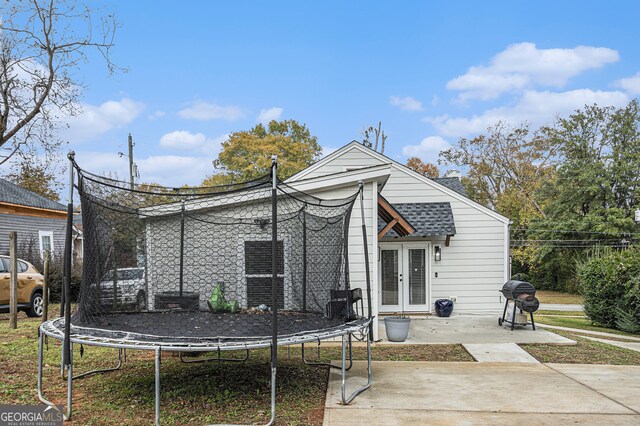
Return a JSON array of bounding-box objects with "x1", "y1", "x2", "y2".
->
[{"x1": 378, "y1": 242, "x2": 431, "y2": 313}]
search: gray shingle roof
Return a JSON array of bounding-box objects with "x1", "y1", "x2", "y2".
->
[
  {"x1": 379, "y1": 202, "x2": 456, "y2": 237},
  {"x1": 433, "y1": 178, "x2": 467, "y2": 197},
  {"x1": 0, "y1": 178, "x2": 66, "y2": 211}
]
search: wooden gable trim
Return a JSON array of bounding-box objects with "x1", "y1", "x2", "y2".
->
[
  {"x1": 0, "y1": 202, "x2": 67, "y2": 220},
  {"x1": 377, "y1": 195, "x2": 416, "y2": 239}
]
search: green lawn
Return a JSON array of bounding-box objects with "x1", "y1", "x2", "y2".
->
[
  {"x1": 535, "y1": 315, "x2": 640, "y2": 338},
  {"x1": 536, "y1": 291, "x2": 584, "y2": 305},
  {"x1": 536, "y1": 310, "x2": 586, "y2": 317},
  {"x1": 522, "y1": 330, "x2": 640, "y2": 365},
  {"x1": 0, "y1": 313, "x2": 471, "y2": 425}
]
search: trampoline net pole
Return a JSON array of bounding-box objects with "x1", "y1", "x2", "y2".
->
[
  {"x1": 270, "y1": 155, "x2": 278, "y2": 419},
  {"x1": 358, "y1": 181, "x2": 373, "y2": 340},
  {"x1": 63, "y1": 152, "x2": 75, "y2": 367}
]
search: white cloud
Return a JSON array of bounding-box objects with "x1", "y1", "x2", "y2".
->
[
  {"x1": 257, "y1": 107, "x2": 284, "y2": 123},
  {"x1": 64, "y1": 98, "x2": 145, "y2": 142},
  {"x1": 615, "y1": 72, "x2": 640, "y2": 95},
  {"x1": 159, "y1": 130, "x2": 228, "y2": 155},
  {"x1": 402, "y1": 136, "x2": 450, "y2": 158},
  {"x1": 178, "y1": 101, "x2": 245, "y2": 121},
  {"x1": 427, "y1": 89, "x2": 629, "y2": 137},
  {"x1": 390, "y1": 96, "x2": 423, "y2": 111},
  {"x1": 447, "y1": 42, "x2": 619, "y2": 101},
  {"x1": 137, "y1": 155, "x2": 214, "y2": 186},
  {"x1": 74, "y1": 151, "x2": 215, "y2": 187},
  {"x1": 148, "y1": 110, "x2": 166, "y2": 120}
]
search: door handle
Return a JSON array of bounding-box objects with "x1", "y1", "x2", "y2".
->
[{"x1": 27, "y1": 276, "x2": 33, "y2": 280}]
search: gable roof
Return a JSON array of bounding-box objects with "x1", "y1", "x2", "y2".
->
[
  {"x1": 287, "y1": 141, "x2": 510, "y2": 224},
  {"x1": 0, "y1": 178, "x2": 66, "y2": 212},
  {"x1": 379, "y1": 202, "x2": 456, "y2": 238},
  {"x1": 433, "y1": 177, "x2": 467, "y2": 197}
]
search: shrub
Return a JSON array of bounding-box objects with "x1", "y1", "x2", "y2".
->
[{"x1": 578, "y1": 247, "x2": 640, "y2": 332}]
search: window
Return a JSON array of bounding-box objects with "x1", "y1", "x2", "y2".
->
[
  {"x1": 1, "y1": 257, "x2": 28, "y2": 272},
  {"x1": 38, "y1": 231, "x2": 54, "y2": 258},
  {"x1": 244, "y1": 240, "x2": 285, "y2": 308}
]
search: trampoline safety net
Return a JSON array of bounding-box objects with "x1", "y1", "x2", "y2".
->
[{"x1": 72, "y1": 161, "x2": 362, "y2": 343}]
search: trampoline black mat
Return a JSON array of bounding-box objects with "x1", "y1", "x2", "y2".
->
[{"x1": 62, "y1": 311, "x2": 365, "y2": 344}]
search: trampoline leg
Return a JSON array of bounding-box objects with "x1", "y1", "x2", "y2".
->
[
  {"x1": 38, "y1": 331, "x2": 73, "y2": 420},
  {"x1": 340, "y1": 331, "x2": 372, "y2": 405},
  {"x1": 302, "y1": 335, "x2": 353, "y2": 371},
  {"x1": 155, "y1": 348, "x2": 161, "y2": 426},
  {"x1": 268, "y1": 360, "x2": 276, "y2": 426},
  {"x1": 64, "y1": 348, "x2": 124, "y2": 380},
  {"x1": 179, "y1": 349, "x2": 250, "y2": 364}
]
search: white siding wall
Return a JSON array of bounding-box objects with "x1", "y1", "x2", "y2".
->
[
  {"x1": 298, "y1": 146, "x2": 506, "y2": 320},
  {"x1": 308, "y1": 181, "x2": 378, "y2": 338}
]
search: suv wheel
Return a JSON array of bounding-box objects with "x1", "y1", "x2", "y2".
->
[{"x1": 26, "y1": 291, "x2": 44, "y2": 317}]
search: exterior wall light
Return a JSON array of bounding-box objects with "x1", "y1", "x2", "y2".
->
[{"x1": 434, "y1": 245, "x2": 442, "y2": 262}]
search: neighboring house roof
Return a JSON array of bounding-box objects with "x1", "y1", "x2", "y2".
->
[
  {"x1": 0, "y1": 178, "x2": 66, "y2": 212},
  {"x1": 379, "y1": 202, "x2": 456, "y2": 238},
  {"x1": 287, "y1": 141, "x2": 510, "y2": 224},
  {"x1": 433, "y1": 177, "x2": 467, "y2": 197}
]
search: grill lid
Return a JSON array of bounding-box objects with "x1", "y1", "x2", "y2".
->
[{"x1": 501, "y1": 280, "x2": 536, "y2": 300}]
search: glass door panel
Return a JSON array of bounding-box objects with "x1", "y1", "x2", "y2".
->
[
  {"x1": 381, "y1": 249, "x2": 400, "y2": 306},
  {"x1": 408, "y1": 248, "x2": 426, "y2": 306}
]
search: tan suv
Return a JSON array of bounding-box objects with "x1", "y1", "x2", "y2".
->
[{"x1": 0, "y1": 255, "x2": 45, "y2": 317}]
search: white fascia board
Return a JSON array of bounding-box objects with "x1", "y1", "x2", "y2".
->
[
  {"x1": 288, "y1": 164, "x2": 391, "y2": 193},
  {"x1": 387, "y1": 162, "x2": 510, "y2": 224},
  {"x1": 139, "y1": 164, "x2": 391, "y2": 218},
  {"x1": 286, "y1": 141, "x2": 362, "y2": 182},
  {"x1": 289, "y1": 141, "x2": 509, "y2": 224},
  {"x1": 329, "y1": 143, "x2": 510, "y2": 224}
]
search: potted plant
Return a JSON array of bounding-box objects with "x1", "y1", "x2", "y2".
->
[{"x1": 384, "y1": 291, "x2": 411, "y2": 342}]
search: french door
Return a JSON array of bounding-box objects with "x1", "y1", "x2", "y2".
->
[{"x1": 379, "y1": 243, "x2": 430, "y2": 313}]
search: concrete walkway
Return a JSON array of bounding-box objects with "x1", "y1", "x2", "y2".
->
[
  {"x1": 539, "y1": 303, "x2": 584, "y2": 311},
  {"x1": 537, "y1": 323, "x2": 640, "y2": 342},
  {"x1": 379, "y1": 315, "x2": 575, "y2": 345},
  {"x1": 580, "y1": 335, "x2": 640, "y2": 353},
  {"x1": 324, "y1": 361, "x2": 640, "y2": 425},
  {"x1": 463, "y1": 342, "x2": 539, "y2": 363}
]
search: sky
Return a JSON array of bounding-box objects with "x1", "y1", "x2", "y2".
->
[{"x1": 45, "y1": 0, "x2": 640, "y2": 187}]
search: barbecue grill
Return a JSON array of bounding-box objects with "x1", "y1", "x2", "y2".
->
[{"x1": 498, "y1": 280, "x2": 539, "y2": 330}]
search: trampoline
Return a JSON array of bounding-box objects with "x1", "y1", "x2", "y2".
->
[{"x1": 38, "y1": 153, "x2": 373, "y2": 425}]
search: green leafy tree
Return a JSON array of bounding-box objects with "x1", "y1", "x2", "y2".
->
[
  {"x1": 440, "y1": 122, "x2": 557, "y2": 224},
  {"x1": 205, "y1": 120, "x2": 322, "y2": 184},
  {"x1": 7, "y1": 155, "x2": 61, "y2": 201},
  {"x1": 406, "y1": 157, "x2": 439, "y2": 178},
  {"x1": 526, "y1": 100, "x2": 640, "y2": 291}
]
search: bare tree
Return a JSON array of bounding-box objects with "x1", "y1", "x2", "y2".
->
[
  {"x1": 0, "y1": 0, "x2": 121, "y2": 165},
  {"x1": 361, "y1": 121, "x2": 387, "y2": 154}
]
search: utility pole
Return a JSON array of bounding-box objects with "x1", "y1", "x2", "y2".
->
[{"x1": 128, "y1": 133, "x2": 135, "y2": 191}]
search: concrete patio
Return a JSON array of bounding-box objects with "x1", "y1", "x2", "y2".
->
[
  {"x1": 378, "y1": 314, "x2": 575, "y2": 345},
  {"x1": 324, "y1": 361, "x2": 640, "y2": 425}
]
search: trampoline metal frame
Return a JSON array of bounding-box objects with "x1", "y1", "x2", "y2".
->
[
  {"x1": 37, "y1": 320, "x2": 372, "y2": 425},
  {"x1": 39, "y1": 154, "x2": 374, "y2": 425}
]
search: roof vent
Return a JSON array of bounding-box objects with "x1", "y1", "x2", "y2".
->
[{"x1": 443, "y1": 170, "x2": 461, "y2": 179}]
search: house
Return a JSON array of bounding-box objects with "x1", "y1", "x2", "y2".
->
[
  {"x1": 136, "y1": 141, "x2": 509, "y2": 340},
  {"x1": 286, "y1": 141, "x2": 511, "y2": 339},
  {"x1": 0, "y1": 178, "x2": 67, "y2": 259}
]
